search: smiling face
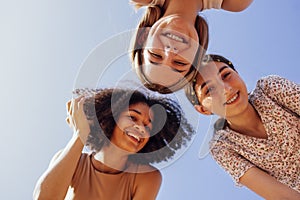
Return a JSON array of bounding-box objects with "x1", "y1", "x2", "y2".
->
[
  {"x1": 110, "y1": 102, "x2": 154, "y2": 154},
  {"x1": 142, "y1": 15, "x2": 199, "y2": 86},
  {"x1": 194, "y1": 61, "x2": 249, "y2": 119}
]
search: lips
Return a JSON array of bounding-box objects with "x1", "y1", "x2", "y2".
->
[
  {"x1": 162, "y1": 32, "x2": 188, "y2": 44},
  {"x1": 124, "y1": 128, "x2": 143, "y2": 144},
  {"x1": 224, "y1": 92, "x2": 239, "y2": 105}
]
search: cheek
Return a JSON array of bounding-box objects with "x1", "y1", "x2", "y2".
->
[
  {"x1": 202, "y1": 97, "x2": 213, "y2": 108},
  {"x1": 180, "y1": 51, "x2": 197, "y2": 64},
  {"x1": 144, "y1": 35, "x2": 160, "y2": 49},
  {"x1": 142, "y1": 137, "x2": 150, "y2": 147},
  {"x1": 116, "y1": 118, "x2": 132, "y2": 130}
]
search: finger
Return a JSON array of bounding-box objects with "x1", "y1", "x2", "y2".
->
[
  {"x1": 72, "y1": 96, "x2": 81, "y2": 110},
  {"x1": 70, "y1": 96, "x2": 84, "y2": 116},
  {"x1": 69, "y1": 98, "x2": 75, "y2": 116},
  {"x1": 66, "y1": 117, "x2": 70, "y2": 125},
  {"x1": 66, "y1": 100, "x2": 72, "y2": 113},
  {"x1": 210, "y1": 0, "x2": 222, "y2": 9},
  {"x1": 65, "y1": 116, "x2": 73, "y2": 129},
  {"x1": 208, "y1": 0, "x2": 213, "y2": 9},
  {"x1": 202, "y1": 0, "x2": 208, "y2": 10},
  {"x1": 214, "y1": 0, "x2": 222, "y2": 9},
  {"x1": 77, "y1": 97, "x2": 86, "y2": 114}
]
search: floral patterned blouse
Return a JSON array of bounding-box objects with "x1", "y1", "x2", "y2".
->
[{"x1": 210, "y1": 75, "x2": 300, "y2": 192}]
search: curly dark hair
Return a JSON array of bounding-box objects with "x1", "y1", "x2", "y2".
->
[{"x1": 73, "y1": 88, "x2": 195, "y2": 164}]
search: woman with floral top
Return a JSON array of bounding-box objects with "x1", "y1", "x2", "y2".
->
[{"x1": 185, "y1": 54, "x2": 300, "y2": 199}]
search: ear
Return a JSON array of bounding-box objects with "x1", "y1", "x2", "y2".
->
[{"x1": 194, "y1": 105, "x2": 212, "y2": 115}]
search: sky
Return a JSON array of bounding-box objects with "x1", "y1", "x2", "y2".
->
[{"x1": 0, "y1": 0, "x2": 299, "y2": 199}]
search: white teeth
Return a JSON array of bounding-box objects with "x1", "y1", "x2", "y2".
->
[
  {"x1": 226, "y1": 93, "x2": 238, "y2": 104},
  {"x1": 165, "y1": 33, "x2": 184, "y2": 43},
  {"x1": 126, "y1": 132, "x2": 140, "y2": 142}
]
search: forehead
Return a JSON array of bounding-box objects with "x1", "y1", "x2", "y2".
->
[
  {"x1": 195, "y1": 61, "x2": 223, "y2": 84},
  {"x1": 141, "y1": 63, "x2": 185, "y2": 87}
]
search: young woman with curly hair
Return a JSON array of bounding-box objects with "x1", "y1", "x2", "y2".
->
[
  {"x1": 129, "y1": 0, "x2": 253, "y2": 93},
  {"x1": 33, "y1": 88, "x2": 194, "y2": 200}
]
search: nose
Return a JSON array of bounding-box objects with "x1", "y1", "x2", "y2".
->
[
  {"x1": 223, "y1": 82, "x2": 233, "y2": 94},
  {"x1": 164, "y1": 44, "x2": 179, "y2": 55},
  {"x1": 133, "y1": 124, "x2": 146, "y2": 136}
]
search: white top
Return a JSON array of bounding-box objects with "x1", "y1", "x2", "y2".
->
[{"x1": 130, "y1": 0, "x2": 222, "y2": 10}]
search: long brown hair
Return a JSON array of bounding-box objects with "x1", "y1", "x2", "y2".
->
[{"x1": 130, "y1": 5, "x2": 209, "y2": 93}]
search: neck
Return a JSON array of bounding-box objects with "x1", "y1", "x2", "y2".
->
[
  {"x1": 163, "y1": 0, "x2": 202, "y2": 22},
  {"x1": 93, "y1": 145, "x2": 129, "y2": 174},
  {"x1": 226, "y1": 104, "x2": 267, "y2": 139}
]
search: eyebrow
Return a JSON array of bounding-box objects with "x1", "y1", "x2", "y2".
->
[
  {"x1": 217, "y1": 66, "x2": 229, "y2": 75},
  {"x1": 172, "y1": 67, "x2": 186, "y2": 73},
  {"x1": 200, "y1": 66, "x2": 229, "y2": 89}
]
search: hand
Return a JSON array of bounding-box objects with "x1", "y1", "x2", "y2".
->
[
  {"x1": 202, "y1": 0, "x2": 223, "y2": 10},
  {"x1": 66, "y1": 96, "x2": 90, "y2": 144},
  {"x1": 130, "y1": 0, "x2": 152, "y2": 6},
  {"x1": 129, "y1": 0, "x2": 163, "y2": 9}
]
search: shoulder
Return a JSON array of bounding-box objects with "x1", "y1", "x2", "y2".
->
[
  {"x1": 135, "y1": 164, "x2": 162, "y2": 182},
  {"x1": 210, "y1": 127, "x2": 230, "y2": 150},
  {"x1": 256, "y1": 75, "x2": 287, "y2": 89},
  {"x1": 131, "y1": 164, "x2": 162, "y2": 199},
  {"x1": 137, "y1": 164, "x2": 162, "y2": 175},
  {"x1": 209, "y1": 127, "x2": 239, "y2": 159},
  {"x1": 254, "y1": 75, "x2": 299, "y2": 97},
  {"x1": 257, "y1": 74, "x2": 278, "y2": 84}
]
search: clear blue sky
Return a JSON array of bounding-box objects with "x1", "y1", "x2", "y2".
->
[{"x1": 0, "y1": 1, "x2": 299, "y2": 199}]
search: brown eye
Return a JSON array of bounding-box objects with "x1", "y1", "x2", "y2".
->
[
  {"x1": 129, "y1": 115, "x2": 137, "y2": 121},
  {"x1": 205, "y1": 86, "x2": 215, "y2": 95}
]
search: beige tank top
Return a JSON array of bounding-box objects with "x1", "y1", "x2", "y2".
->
[{"x1": 66, "y1": 153, "x2": 141, "y2": 200}]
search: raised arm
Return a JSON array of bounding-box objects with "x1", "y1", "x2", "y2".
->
[
  {"x1": 202, "y1": 0, "x2": 253, "y2": 11},
  {"x1": 240, "y1": 167, "x2": 300, "y2": 199},
  {"x1": 130, "y1": 0, "x2": 253, "y2": 12},
  {"x1": 221, "y1": 0, "x2": 254, "y2": 12},
  {"x1": 33, "y1": 97, "x2": 90, "y2": 200},
  {"x1": 129, "y1": 0, "x2": 163, "y2": 9}
]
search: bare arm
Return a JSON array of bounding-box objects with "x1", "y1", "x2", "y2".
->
[
  {"x1": 33, "y1": 136, "x2": 84, "y2": 200},
  {"x1": 133, "y1": 168, "x2": 162, "y2": 200},
  {"x1": 221, "y1": 0, "x2": 254, "y2": 12},
  {"x1": 33, "y1": 97, "x2": 90, "y2": 200},
  {"x1": 240, "y1": 167, "x2": 300, "y2": 200}
]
